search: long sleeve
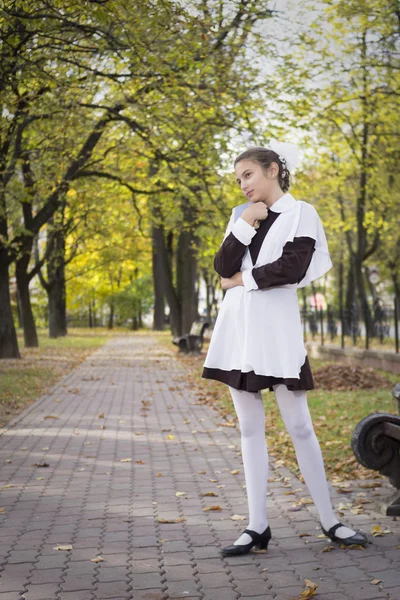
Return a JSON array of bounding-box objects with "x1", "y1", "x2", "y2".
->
[
  {"x1": 214, "y1": 217, "x2": 257, "y2": 278},
  {"x1": 243, "y1": 236, "x2": 316, "y2": 291}
]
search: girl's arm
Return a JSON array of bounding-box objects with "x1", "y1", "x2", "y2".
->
[
  {"x1": 214, "y1": 217, "x2": 256, "y2": 278},
  {"x1": 241, "y1": 236, "x2": 316, "y2": 291}
]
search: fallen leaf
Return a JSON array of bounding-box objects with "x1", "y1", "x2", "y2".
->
[
  {"x1": 136, "y1": 460, "x2": 144, "y2": 464},
  {"x1": 156, "y1": 473, "x2": 163, "y2": 477},
  {"x1": 201, "y1": 492, "x2": 218, "y2": 497},
  {"x1": 231, "y1": 470, "x2": 240, "y2": 475},
  {"x1": 0, "y1": 508, "x2": 5, "y2": 513},
  {"x1": 198, "y1": 470, "x2": 206, "y2": 474},
  {"x1": 167, "y1": 435, "x2": 175, "y2": 440},
  {"x1": 41, "y1": 447, "x2": 49, "y2": 451},
  {"x1": 120, "y1": 458, "x2": 132, "y2": 463},
  {"x1": 157, "y1": 517, "x2": 186, "y2": 523},
  {"x1": 230, "y1": 514, "x2": 246, "y2": 521},
  {"x1": 54, "y1": 544, "x2": 73, "y2": 551},
  {"x1": 32, "y1": 462, "x2": 49, "y2": 468},
  {"x1": 98, "y1": 413, "x2": 104, "y2": 419},
  {"x1": 371, "y1": 579, "x2": 383, "y2": 585},
  {"x1": 175, "y1": 491, "x2": 186, "y2": 496},
  {"x1": 90, "y1": 556, "x2": 104, "y2": 563},
  {"x1": 203, "y1": 505, "x2": 223, "y2": 512},
  {"x1": 2, "y1": 484, "x2": 14, "y2": 489},
  {"x1": 43, "y1": 415, "x2": 59, "y2": 419},
  {"x1": 36, "y1": 477, "x2": 45, "y2": 481},
  {"x1": 297, "y1": 579, "x2": 318, "y2": 598},
  {"x1": 320, "y1": 545, "x2": 335, "y2": 552},
  {"x1": 208, "y1": 479, "x2": 218, "y2": 483}
]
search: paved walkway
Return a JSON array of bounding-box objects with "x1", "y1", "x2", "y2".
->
[{"x1": 0, "y1": 335, "x2": 399, "y2": 600}]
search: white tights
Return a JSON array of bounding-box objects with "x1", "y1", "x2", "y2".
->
[{"x1": 228, "y1": 384, "x2": 356, "y2": 546}]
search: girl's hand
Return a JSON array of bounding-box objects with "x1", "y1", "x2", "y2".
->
[
  {"x1": 220, "y1": 272, "x2": 243, "y2": 290},
  {"x1": 241, "y1": 202, "x2": 268, "y2": 226}
]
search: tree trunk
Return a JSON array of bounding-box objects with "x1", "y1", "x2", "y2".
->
[
  {"x1": 0, "y1": 256, "x2": 20, "y2": 358},
  {"x1": 176, "y1": 228, "x2": 198, "y2": 334},
  {"x1": 152, "y1": 224, "x2": 182, "y2": 337},
  {"x1": 108, "y1": 300, "x2": 114, "y2": 330},
  {"x1": 48, "y1": 278, "x2": 67, "y2": 338},
  {"x1": 16, "y1": 256, "x2": 39, "y2": 347},
  {"x1": 47, "y1": 228, "x2": 67, "y2": 338},
  {"x1": 152, "y1": 225, "x2": 165, "y2": 330}
]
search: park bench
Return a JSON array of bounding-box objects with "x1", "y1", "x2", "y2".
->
[
  {"x1": 351, "y1": 383, "x2": 400, "y2": 516},
  {"x1": 172, "y1": 321, "x2": 210, "y2": 354}
]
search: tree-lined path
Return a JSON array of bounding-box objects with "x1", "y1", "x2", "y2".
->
[{"x1": 0, "y1": 335, "x2": 399, "y2": 600}]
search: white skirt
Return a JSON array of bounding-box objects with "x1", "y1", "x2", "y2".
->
[{"x1": 203, "y1": 284, "x2": 307, "y2": 379}]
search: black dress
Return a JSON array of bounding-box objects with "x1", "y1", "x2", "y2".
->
[{"x1": 201, "y1": 208, "x2": 316, "y2": 393}]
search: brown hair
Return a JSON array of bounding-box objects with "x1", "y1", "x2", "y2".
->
[{"x1": 234, "y1": 146, "x2": 290, "y2": 193}]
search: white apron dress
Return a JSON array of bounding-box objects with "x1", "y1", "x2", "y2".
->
[{"x1": 203, "y1": 193, "x2": 332, "y2": 381}]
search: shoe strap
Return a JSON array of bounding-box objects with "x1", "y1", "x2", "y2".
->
[
  {"x1": 328, "y1": 522, "x2": 345, "y2": 536},
  {"x1": 243, "y1": 528, "x2": 260, "y2": 541}
]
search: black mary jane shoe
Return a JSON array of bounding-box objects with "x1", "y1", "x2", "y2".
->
[
  {"x1": 320, "y1": 522, "x2": 368, "y2": 547},
  {"x1": 220, "y1": 525, "x2": 272, "y2": 557}
]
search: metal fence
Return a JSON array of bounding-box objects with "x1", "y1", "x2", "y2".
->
[{"x1": 300, "y1": 299, "x2": 400, "y2": 353}]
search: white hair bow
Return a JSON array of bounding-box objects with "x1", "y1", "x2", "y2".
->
[{"x1": 268, "y1": 139, "x2": 299, "y2": 172}]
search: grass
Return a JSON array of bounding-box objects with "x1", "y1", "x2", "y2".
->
[{"x1": 157, "y1": 331, "x2": 399, "y2": 483}]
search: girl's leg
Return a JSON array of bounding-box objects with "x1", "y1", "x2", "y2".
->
[
  {"x1": 273, "y1": 383, "x2": 357, "y2": 538},
  {"x1": 228, "y1": 386, "x2": 269, "y2": 545}
]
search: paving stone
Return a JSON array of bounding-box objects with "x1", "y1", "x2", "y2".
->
[
  {"x1": 1, "y1": 335, "x2": 400, "y2": 600},
  {"x1": 130, "y1": 573, "x2": 164, "y2": 589},
  {"x1": 368, "y1": 569, "x2": 400, "y2": 588},
  {"x1": 23, "y1": 583, "x2": 60, "y2": 599},
  {"x1": 93, "y1": 581, "x2": 129, "y2": 597},
  {"x1": 234, "y1": 579, "x2": 272, "y2": 596},
  {"x1": 29, "y1": 568, "x2": 65, "y2": 585}
]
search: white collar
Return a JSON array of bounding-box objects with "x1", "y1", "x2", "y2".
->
[{"x1": 268, "y1": 192, "x2": 297, "y2": 213}]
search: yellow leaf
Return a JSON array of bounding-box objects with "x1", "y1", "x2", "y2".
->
[
  {"x1": 167, "y1": 435, "x2": 175, "y2": 440},
  {"x1": 208, "y1": 479, "x2": 218, "y2": 483},
  {"x1": 203, "y1": 505, "x2": 222, "y2": 512},
  {"x1": 43, "y1": 415, "x2": 59, "y2": 420},
  {"x1": 0, "y1": 508, "x2": 5, "y2": 513},
  {"x1": 41, "y1": 447, "x2": 49, "y2": 451},
  {"x1": 230, "y1": 514, "x2": 246, "y2": 520},
  {"x1": 198, "y1": 470, "x2": 206, "y2": 474},
  {"x1": 90, "y1": 556, "x2": 104, "y2": 563},
  {"x1": 298, "y1": 579, "x2": 318, "y2": 598},
  {"x1": 231, "y1": 470, "x2": 240, "y2": 475},
  {"x1": 54, "y1": 545, "x2": 73, "y2": 551},
  {"x1": 98, "y1": 413, "x2": 104, "y2": 419},
  {"x1": 175, "y1": 491, "x2": 186, "y2": 496},
  {"x1": 120, "y1": 458, "x2": 132, "y2": 463}
]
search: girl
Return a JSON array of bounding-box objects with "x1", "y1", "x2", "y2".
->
[{"x1": 202, "y1": 143, "x2": 368, "y2": 556}]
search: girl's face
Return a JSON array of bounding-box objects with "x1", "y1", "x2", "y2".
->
[{"x1": 234, "y1": 159, "x2": 278, "y2": 203}]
